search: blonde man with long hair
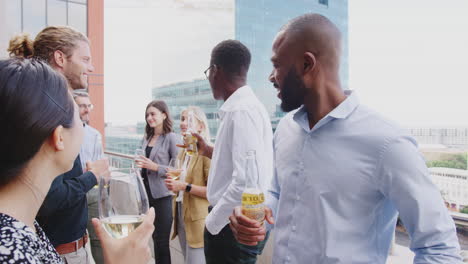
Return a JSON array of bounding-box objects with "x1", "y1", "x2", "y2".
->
[
  {"x1": 165, "y1": 106, "x2": 211, "y2": 264},
  {"x1": 8, "y1": 26, "x2": 109, "y2": 264}
]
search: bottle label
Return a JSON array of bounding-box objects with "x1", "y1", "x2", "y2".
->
[{"x1": 242, "y1": 193, "x2": 265, "y2": 205}]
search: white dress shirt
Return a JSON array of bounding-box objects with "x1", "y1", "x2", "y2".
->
[
  {"x1": 206, "y1": 85, "x2": 274, "y2": 235},
  {"x1": 266, "y1": 91, "x2": 461, "y2": 263},
  {"x1": 79, "y1": 124, "x2": 104, "y2": 171}
]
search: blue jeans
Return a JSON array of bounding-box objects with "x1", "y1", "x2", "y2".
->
[{"x1": 204, "y1": 224, "x2": 269, "y2": 264}]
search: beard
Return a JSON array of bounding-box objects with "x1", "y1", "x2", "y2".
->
[
  {"x1": 280, "y1": 67, "x2": 307, "y2": 112},
  {"x1": 66, "y1": 74, "x2": 87, "y2": 90},
  {"x1": 64, "y1": 65, "x2": 87, "y2": 90}
]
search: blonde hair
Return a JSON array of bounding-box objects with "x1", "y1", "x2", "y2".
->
[
  {"x1": 7, "y1": 26, "x2": 88, "y2": 65},
  {"x1": 182, "y1": 106, "x2": 211, "y2": 144}
]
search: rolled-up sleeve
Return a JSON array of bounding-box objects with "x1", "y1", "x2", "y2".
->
[
  {"x1": 377, "y1": 135, "x2": 462, "y2": 263},
  {"x1": 39, "y1": 170, "x2": 97, "y2": 215},
  {"x1": 205, "y1": 110, "x2": 263, "y2": 235}
]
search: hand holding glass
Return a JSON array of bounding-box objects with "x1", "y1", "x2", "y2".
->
[
  {"x1": 166, "y1": 158, "x2": 182, "y2": 180},
  {"x1": 134, "y1": 149, "x2": 145, "y2": 168},
  {"x1": 99, "y1": 168, "x2": 149, "y2": 239}
]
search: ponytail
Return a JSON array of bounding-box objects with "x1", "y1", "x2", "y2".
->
[{"x1": 7, "y1": 33, "x2": 34, "y2": 58}]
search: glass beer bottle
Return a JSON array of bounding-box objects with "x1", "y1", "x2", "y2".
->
[{"x1": 241, "y1": 150, "x2": 265, "y2": 222}]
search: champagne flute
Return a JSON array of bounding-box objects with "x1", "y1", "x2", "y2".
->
[
  {"x1": 185, "y1": 111, "x2": 198, "y2": 156},
  {"x1": 99, "y1": 168, "x2": 149, "y2": 239}
]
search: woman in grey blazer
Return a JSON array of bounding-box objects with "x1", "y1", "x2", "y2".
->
[{"x1": 136, "y1": 100, "x2": 180, "y2": 264}]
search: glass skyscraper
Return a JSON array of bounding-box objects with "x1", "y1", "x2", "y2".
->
[
  {"x1": 152, "y1": 78, "x2": 222, "y2": 139},
  {"x1": 235, "y1": 0, "x2": 349, "y2": 128},
  {"x1": 149, "y1": 0, "x2": 348, "y2": 137},
  {"x1": 0, "y1": 0, "x2": 88, "y2": 59}
]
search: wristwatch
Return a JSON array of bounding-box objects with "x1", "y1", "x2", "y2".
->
[{"x1": 185, "y1": 183, "x2": 192, "y2": 192}]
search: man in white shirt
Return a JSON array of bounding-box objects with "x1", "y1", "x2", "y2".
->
[
  {"x1": 197, "y1": 40, "x2": 274, "y2": 263},
  {"x1": 73, "y1": 91, "x2": 105, "y2": 264}
]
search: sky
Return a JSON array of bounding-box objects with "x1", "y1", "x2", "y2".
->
[
  {"x1": 105, "y1": 0, "x2": 233, "y2": 125},
  {"x1": 105, "y1": 0, "x2": 468, "y2": 127}
]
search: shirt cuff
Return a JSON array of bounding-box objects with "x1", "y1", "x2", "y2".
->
[
  {"x1": 79, "y1": 171, "x2": 98, "y2": 192},
  {"x1": 205, "y1": 210, "x2": 228, "y2": 235}
]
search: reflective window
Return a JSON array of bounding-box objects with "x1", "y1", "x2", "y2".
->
[
  {"x1": 23, "y1": 0, "x2": 46, "y2": 37},
  {"x1": 0, "y1": 0, "x2": 22, "y2": 58},
  {"x1": 70, "y1": 0, "x2": 87, "y2": 4},
  {"x1": 68, "y1": 2, "x2": 87, "y2": 34},
  {"x1": 47, "y1": 0, "x2": 67, "y2": 26}
]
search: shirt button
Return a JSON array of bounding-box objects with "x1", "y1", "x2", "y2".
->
[
  {"x1": 296, "y1": 195, "x2": 300, "y2": 201},
  {"x1": 292, "y1": 225, "x2": 296, "y2": 232},
  {"x1": 286, "y1": 256, "x2": 291, "y2": 262}
]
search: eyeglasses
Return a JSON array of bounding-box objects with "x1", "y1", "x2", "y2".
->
[
  {"x1": 204, "y1": 65, "x2": 214, "y2": 79},
  {"x1": 78, "y1": 104, "x2": 94, "y2": 110}
]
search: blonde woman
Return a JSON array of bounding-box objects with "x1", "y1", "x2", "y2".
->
[{"x1": 165, "y1": 106, "x2": 211, "y2": 264}]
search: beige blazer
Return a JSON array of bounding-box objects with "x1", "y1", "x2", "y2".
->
[{"x1": 171, "y1": 150, "x2": 210, "y2": 248}]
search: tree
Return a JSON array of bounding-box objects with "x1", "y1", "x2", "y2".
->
[{"x1": 426, "y1": 153, "x2": 467, "y2": 170}]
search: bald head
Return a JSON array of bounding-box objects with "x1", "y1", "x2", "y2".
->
[
  {"x1": 277, "y1": 13, "x2": 342, "y2": 71},
  {"x1": 269, "y1": 14, "x2": 345, "y2": 113}
]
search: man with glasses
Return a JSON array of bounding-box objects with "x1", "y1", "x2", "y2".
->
[
  {"x1": 73, "y1": 91, "x2": 103, "y2": 169},
  {"x1": 73, "y1": 90, "x2": 105, "y2": 264},
  {"x1": 196, "y1": 40, "x2": 274, "y2": 264}
]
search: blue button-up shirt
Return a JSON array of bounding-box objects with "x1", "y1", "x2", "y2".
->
[{"x1": 267, "y1": 91, "x2": 462, "y2": 263}]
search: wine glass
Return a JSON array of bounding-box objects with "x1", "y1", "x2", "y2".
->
[
  {"x1": 99, "y1": 168, "x2": 149, "y2": 239},
  {"x1": 134, "y1": 149, "x2": 145, "y2": 168},
  {"x1": 167, "y1": 158, "x2": 182, "y2": 179},
  {"x1": 166, "y1": 158, "x2": 187, "y2": 195}
]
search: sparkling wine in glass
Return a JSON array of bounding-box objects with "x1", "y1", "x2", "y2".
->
[
  {"x1": 167, "y1": 158, "x2": 182, "y2": 180},
  {"x1": 184, "y1": 111, "x2": 198, "y2": 156},
  {"x1": 99, "y1": 168, "x2": 149, "y2": 239}
]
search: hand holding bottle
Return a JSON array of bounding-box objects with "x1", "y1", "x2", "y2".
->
[{"x1": 229, "y1": 206, "x2": 274, "y2": 246}]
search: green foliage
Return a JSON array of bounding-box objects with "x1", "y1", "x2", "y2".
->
[
  {"x1": 426, "y1": 153, "x2": 467, "y2": 170},
  {"x1": 460, "y1": 207, "x2": 468, "y2": 214}
]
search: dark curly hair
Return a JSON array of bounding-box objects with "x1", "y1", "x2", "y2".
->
[{"x1": 210, "y1": 40, "x2": 251, "y2": 79}]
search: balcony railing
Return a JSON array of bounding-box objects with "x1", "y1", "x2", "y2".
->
[{"x1": 103, "y1": 151, "x2": 468, "y2": 263}]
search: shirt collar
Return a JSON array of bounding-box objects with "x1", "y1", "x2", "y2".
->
[
  {"x1": 218, "y1": 85, "x2": 253, "y2": 118},
  {"x1": 293, "y1": 90, "x2": 359, "y2": 132}
]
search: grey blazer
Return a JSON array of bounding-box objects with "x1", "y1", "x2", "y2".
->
[{"x1": 141, "y1": 132, "x2": 180, "y2": 199}]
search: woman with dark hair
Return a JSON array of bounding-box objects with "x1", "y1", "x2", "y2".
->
[
  {"x1": 136, "y1": 100, "x2": 180, "y2": 264},
  {"x1": 0, "y1": 58, "x2": 154, "y2": 264}
]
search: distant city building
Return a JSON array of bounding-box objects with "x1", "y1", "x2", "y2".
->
[
  {"x1": 0, "y1": 0, "x2": 89, "y2": 58},
  {"x1": 430, "y1": 167, "x2": 468, "y2": 211},
  {"x1": 152, "y1": 78, "x2": 222, "y2": 138},
  {"x1": 105, "y1": 125, "x2": 143, "y2": 168},
  {"x1": 407, "y1": 128, "x2": 468, "y2": 148},
  {"x1": 150, "y1": 1, "x2": 349, "y2": 135},
  {"x1": 136, "y1": 122, "x2": 146, "y2": 135},
  {"x1": 235, "y1": 0, "x2": 349, "y2": 124}
]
